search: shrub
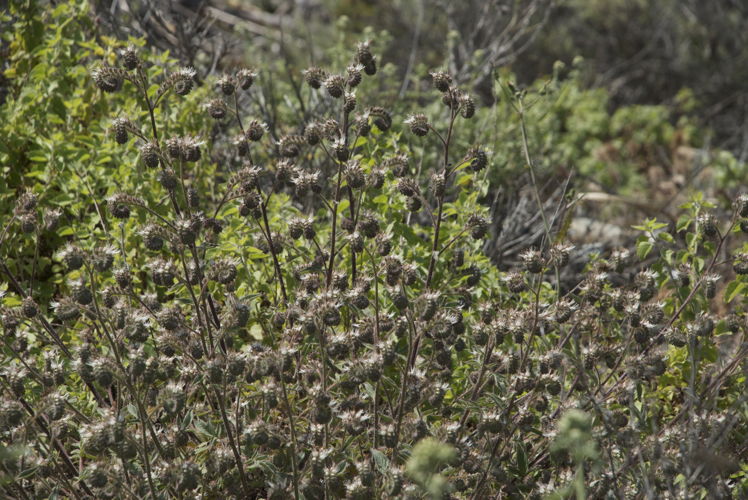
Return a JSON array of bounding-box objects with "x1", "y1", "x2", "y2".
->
[{"x1": 1, "y1": 2, "x2": 748, "y2": 500}]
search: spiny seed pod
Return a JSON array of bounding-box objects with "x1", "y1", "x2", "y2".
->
[
  {"x1": 459, "y1": 94, "x2": 476, "y2": 119},
  {"x1": 734, "y1": 252, "x2": 748, "y2": 275},
  {"x1": 187, "y1": 187, "x2": 200, "y2": 209},
  {"x1": 304, "y1": 122, "x2": 323, "y2": 145},
  {"x1": 70, "y1": 279, "x2": 93, "y2": 305},
  {"x1": 467, "y1": 213, "x2": 489, "y2": 239},
  {"x1": 466, "y1": 265, "x2": 482, "y2": 287},
  {"x1": 325, "y1": 74, "x2": 345, "y2": 98},
  {"x1": 406, "y1": 196, "x2": 422, "y2": 212},
  {"x1": 387, "y1": 287, "x2": 408, "y2": 310},
  {"x1": 550, "y1": 242, "x2": 574, "y2": 268},
  {"x1": 349, "y1": 231, "x2": 364, "y2": 253},
  {"x1": 140, "y1": 225, "x2": 165, "y2": 251},
  {"x1": 165, "y1": 136, "x2": 181, "y2": 159},
  {"x1": 397, "y1": 177, "x2": 417, "y2": 197},
  {"x1": 182, "y1": 137, "x2": 201, "y2": 162},
  {"x1": 303, "y1": 67, "x2": 326, "y2": 89},
  {"x1": 158, "y1": 168, "x2": 178, "y2": 191},
  {"x1": 21, "y1": 297, "x2": 38, "y2": 318},
  {"x1": 430, "y1": 172, "x2": 446, "y2": 197},
  {"x1": 218, "y1": 74, "x2": 235, "y2": 95},
  {"x1": 368, "y1": 167, "x2": 385, "y2": 189},
  {"x1": 402, "y1": 263, "x2": 417, "y2": 286},
  {"x1": 333, "y1": 137, "x2": 349, "y2": 162},
  {"x1": 20, "y1": 213, "x2": 36, "y2": 233},
  {"x1": 453, "y1": 248, "x2": 465, "y2": 268},
  {"x1": 406, "y1": 113, "x2": 429, "y2": 137},
  {"x1": 364, "y1": 57, "x2": 377, "y2": 76},
  {"x1": 346, "y1": 161, "x2": 366, "y2": 189},
  {"x1": 704, "y1": 274, "x2": 720, "y2": 299},
  {"x1": 120, "y1": 45, "x2": 140, "y2": 70},
  {"x1": 111, "y1": 117, "x2": 130, "y2": 144},
  {"x1": 376, "y1": 234, "x2": 392, "y2": 257},
  {"x1": 302, "y1": 218, "x2": 316, "y2": 240},
  {"x1": 92, "y1": 69, "x2": 122, "y2": 93},
  {"x1": 176, "y1": 219, "x2": 196, "y2": 245},
  {"x1": 347, "y1": 64, "x2": 364, "y2": 87},
  {"x1": 43, "y1": 208, "x2": 62, "y2": 232},
  {"x1": 237, "y1": 68, "x2": 256, "y2": 90},
  {"x1": 288, "y1": 217, "x2": 305, "y2": 240},
  {"x1": 16, "y1": 192, "x2": 38, "y2": 213},
  {"x1": 358, "y1": 211, "x2": 380, "y2": 238},
  {"x1": 431, "y1": 70, "x2": 452, "y2": 92},
  {"x1": 343, "y1": 90, "x2": 357, "y2": 113},
  {"x1": 520, "y1": 248, "x2": 544, "y2": 274},
  {"x1": 208, "y1": 98, "x2": 227, "y2": 120},
  {"x1": 321, "y1": 302, "x2": 341, "y2": 326},
  {"x1": 506, "y1": 270, "x2": 525, "y2": 293},
  {"x1": 246, "y1": 119, "x2": 265, "y2": 142},
  {"x1": 699, "y1": 213, "x2": 718, "y2": 238},
  {"x1": 54, "y1": 297, "x2": 80, "y2": 323},
  {"x1": 140, "y1": 142, "x2": 160, "y2": 169},
  {"x1": 368, "y1": 106, "x2": 393, "y2": 131},
  {"x1": 339, "y1": 217, "x2": 356, "y2": 234}
]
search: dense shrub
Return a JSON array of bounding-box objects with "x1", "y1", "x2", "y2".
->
[{"x1": 1, "y1": 2, "x2": 748, "y2": 500}]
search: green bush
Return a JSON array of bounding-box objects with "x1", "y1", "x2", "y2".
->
[{"x1": 1, "y1": 1, "x2": 748, "y2": 500}]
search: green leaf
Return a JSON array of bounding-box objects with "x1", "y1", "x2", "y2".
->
[
  {"x1": 17, "y1": 467, "x2": 38, "y2": 479},
  {"x1": 147, "y1": 84, "x2": 160, "y2": 98},
  {"x1": 249, "y1": 323, "x2": 263, "y2": 340},
  {"x1": 371, "y1": 448, "x2": 390, "y2": 474},
  {"x1": 636, "y1": 240, "x2": 653, "y2": 261},
  {"x1": 676, "y1": 215, "x2": 691, "y2": 232},
  {"x1": 724, "y1": 281, "x2": 745, "y2": 303},
  {"x1": 127, "y1": 403, "x2": 138, "y2": 419},
  {"x1": 658, "y1": 232, "x2": 674, "y2": 243}
]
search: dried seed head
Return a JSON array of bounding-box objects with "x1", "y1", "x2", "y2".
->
[
  {"x1": 520, "y1": 248, "x2": 544, "y2": 274},
  {"x1": 358, "y1": 210, "x2": 380, "y2": 238},
  {"x1": 430, "y1": 172, "x2": 446, "y2": 197},
  {"x1": 430, "y1": 69, "x2": 452, "y2": 92},
  {"x1": 304, "y1": 121, "x2": 323, "y2": 145},
  {"x1": 332, "y1": 137, "x2": 349, "y2": 162},
  {"x1": 91, "y1": 68, "x2": 123, "y2": 93},
  {"x1": 347, "y1": 64, "x2": 364, "y2": 87},
  {"x1": 356, "y1": 40, "x2": 374, "y2": 65},
  {"x1": 703, "y1": 273, "x2": 720, "y2": 299},
  {"x1": 324, "y1": 74, "x2": 345, "y2": 98},
  {"x1": 346, "y1": 160, "x2": 366, "y2": 189},
  {"x1": 550, "y1": 242, "x2": 574, "y2": 268},
  {"x1": 246, "y1": 119, "x2": 266, "y2": 142},
  {"x1": 466, "y1": 213, "x2": 490, "y2": 240},
  {"x1": 20, "y1": 213, "x2": 36, "y2": 233},
  {"x1": 699, "y1": 212, "x2": 718, "y2": 238},
  {"x1": 120, "y1": 44, "x2": 140, "y2": 70},
  {"x1": 459, "y1": 93, "x2": 476, "y2": 118},
  {"x1": 368, "y1": 167, "x2": 385, "y2": 189},
  {"x1": 364, "y1": 57, "x2": 377, "y2": 76},
  {"x1": 237, "y1": 67, "x2": 257, "y2": 90},
  {"x1": 734, "y1": 252, "x2": 748, "y2": 275},
  {"x1": 111, "y1": 117, "x2": 130, "y2": 144},
  {"x1": 406, "y1": 195, "x2": 422, "y2": 212},
  {"x1": 348, "y1": 231, "x2": 364, "y2": 253},
  {"x1": 405, "y1": 113, "x2": 429, "y2": 137},
  {"x1": 218, "y1": 74, "x2": 236, "y2": 95},
  {"x1": 303, "y1": 67, "x2": 327, "y2": 89},
  {"x1": 140, "y1": 141, "x2": 160, "y2": 169}
]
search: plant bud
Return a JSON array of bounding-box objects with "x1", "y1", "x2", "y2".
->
[
  {"x1": 550, "y1": 242, "x2": 574, "y2": 268},
  {"x1": 406, "y1": 196, "x2": 422, "y2": 212},
  {"x1": 364, "y1": 57, "x2": 377, "y2": 75},
  {"x1": 368, "y1": 167, "x2": 385, "y2": 189},
  {"x1": 176, "y1": 219, "x2": 196, "y2": 245},
  {"x1": 467, "y1": 213, "x2": 489, "y2": 239},
  {"x1": 343, "y1": 90, "x2": 357, "y2": 113},
  {"x1": 376, "y1": 233, "x2": 392, "y2": 256},
  {"x1": 92, "y1": 69, "x2": 122, "y2": 93},
  {"x1": 734, "y1": 252, "x2": 748, "y2": 275},
  {"x1": 70, "y1": 279, "x2": 93, "y2": 305},
  {"x1": 245, "y1": 119, "x2": 265, "y2": 142},
  {"x1": 430, "y1": 172, "x2": 446, "y2": 197},
  {"x1": 183, "y1": 137, "x2": 201, "y2": 162},
  {"x1": 741, "y1": 220, "x2": 748, "y2": 234}
]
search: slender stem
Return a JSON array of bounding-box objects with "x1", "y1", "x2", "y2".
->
[
  {"x1": 217, "y1": 379, "x2": 251, "y2": 499},
  {"x1": 280, "y1": 376, "x2": 301, "y2": 500}
]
